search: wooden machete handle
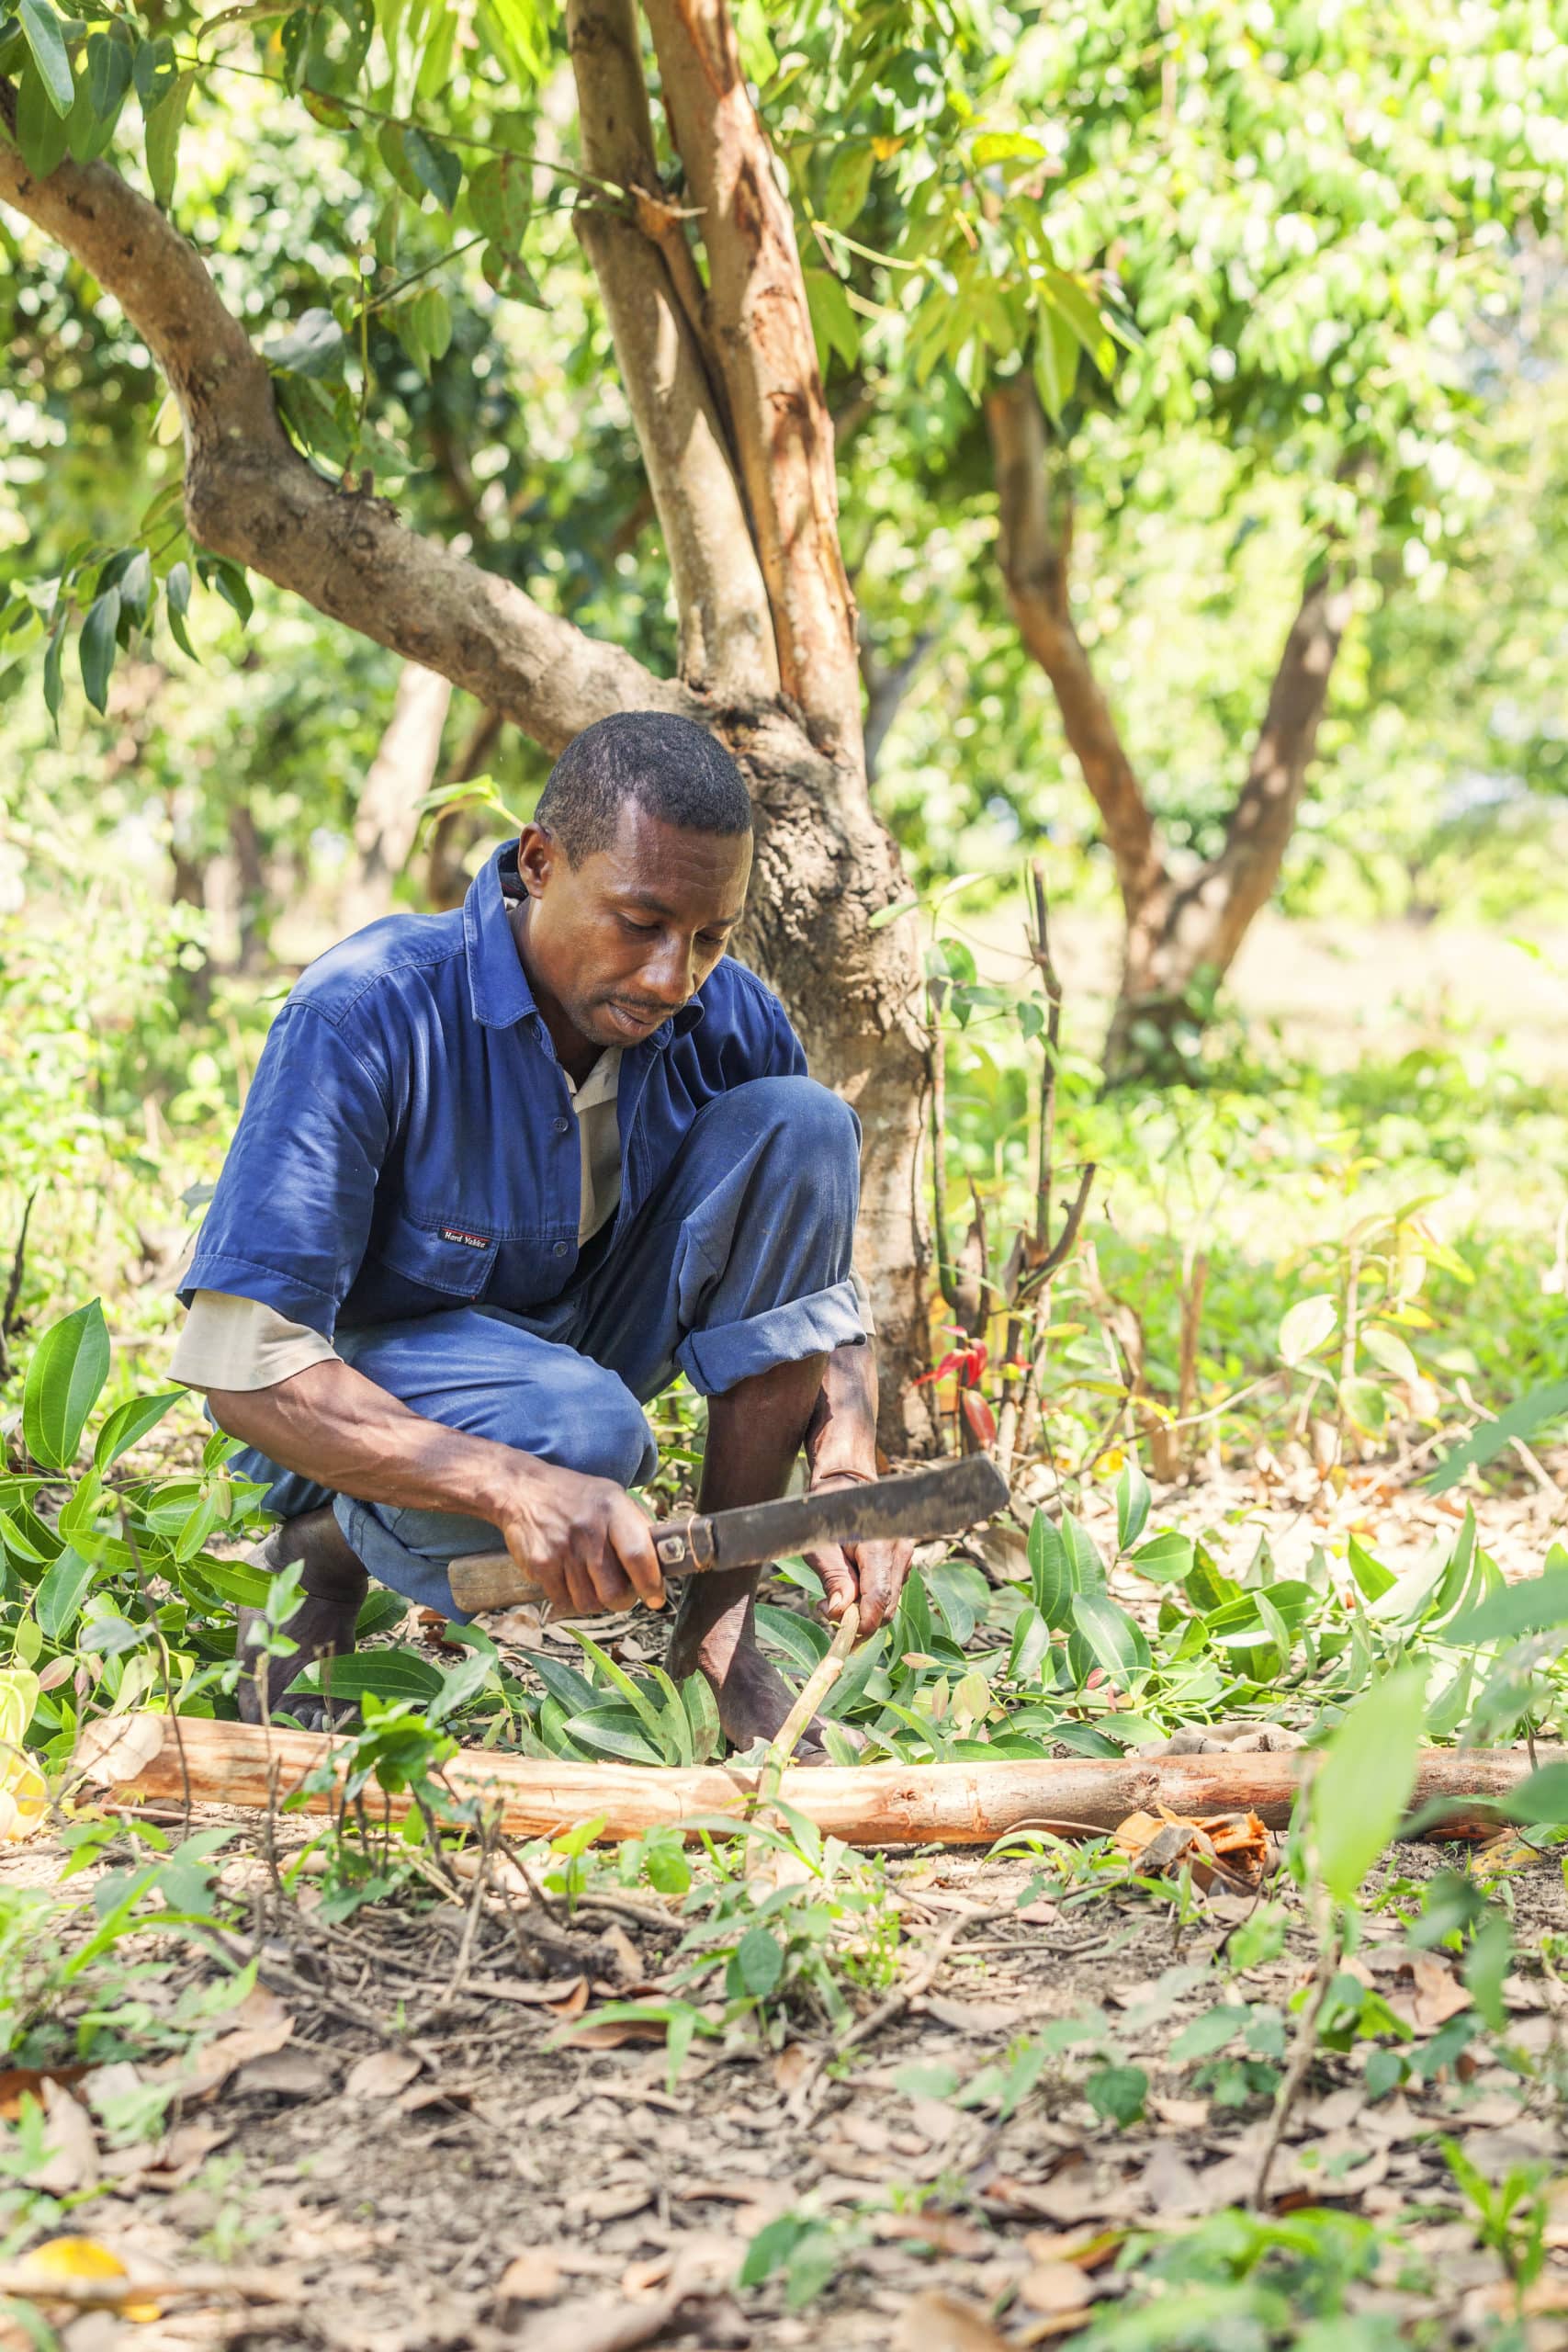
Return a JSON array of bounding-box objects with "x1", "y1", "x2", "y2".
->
[{"x1": 447, "y1": 1514, "x2": 716, "y2": 1615}]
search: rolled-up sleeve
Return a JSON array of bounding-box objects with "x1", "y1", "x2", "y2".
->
[{"x1": 176, "y1": 1002, "x2": 390, "y2": 1340}]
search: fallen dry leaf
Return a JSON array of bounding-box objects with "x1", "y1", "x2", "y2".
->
[
  {"x1": 567, "y1": 2018, "x2": 666, "y2": 2051},
  {"x1": 6, "y1": 2238, "x2": 160, "y2": 2322},
  {"x1": 0, "y1": 2064, "x2": 88, "y2": 2122},
  {"x1": 344, "y1": 2049, "x2": 423, "y2": 2101},
  {"x1": 494, "y1": 2248, "x2": 562, "y2": 2304},
  {"x1": 232, "y1": 2049, "x2": 327, "y2": 2099},
  {"x1": 891, "y1": 2290, "x2": 1010, "y2": 2351},
  {"x1": 873, "y1": 2208, "x2": 989, "y2": 2257},
  {"x1": 1021, "y1": 2262, "x2": 1095, "y2": 2315},
  {"x1": 27, "y1": 2080, "x2": 99, "y2": 2197}
]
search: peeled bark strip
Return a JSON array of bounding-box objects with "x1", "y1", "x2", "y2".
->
[{"x1": 73, "y1": 1713, "x2": 1545, "y2": 1846}]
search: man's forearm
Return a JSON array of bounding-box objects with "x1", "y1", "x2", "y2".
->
[
  {"x1": 208, "y1": 1357, "x2": 526, "y2": 1530},
  {"x1": 806, "y1": 1340, "x2": 881, "y2": 1479}
]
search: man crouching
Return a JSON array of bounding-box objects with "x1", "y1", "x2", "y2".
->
[{"x1": 169, "y1": 711, "x2": 910, "y2": 1752}]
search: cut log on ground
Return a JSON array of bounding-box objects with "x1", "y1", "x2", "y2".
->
[{"x1": 71, "y1": 1715, "x2": 1550, "y2": 1847}]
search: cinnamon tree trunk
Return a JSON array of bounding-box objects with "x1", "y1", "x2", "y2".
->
[
  {"x1": 987, "y1": 373, "x2": 1353, "y2": 1083},
  {"x1": 0, "y1": 4, "x2": 934, "y2": 1435}
]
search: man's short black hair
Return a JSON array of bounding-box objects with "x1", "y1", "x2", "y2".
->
[{"x1": 536, "y1": 712, "x2": 753, "y2": 865}]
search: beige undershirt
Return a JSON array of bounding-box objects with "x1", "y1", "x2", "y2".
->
[{"x1": 172, "y1": 1048, "x2": 625, "y2": 1393}]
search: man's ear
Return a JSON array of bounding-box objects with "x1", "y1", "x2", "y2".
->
[{"x1": 514, "y1": 823, "x2": 556, "y2": 899}]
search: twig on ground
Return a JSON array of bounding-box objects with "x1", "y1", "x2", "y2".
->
[{"x1": 1253, "y1": 1890, "x2": 1337, "y2": 2209}]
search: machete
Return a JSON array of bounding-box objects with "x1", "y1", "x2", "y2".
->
[{"x1": 446, "y1": 1452, "x2": 1010, "y2": 1615}]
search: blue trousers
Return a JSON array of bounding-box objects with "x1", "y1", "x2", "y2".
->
[{"x1": 230, "y1": 1078, "x2": 864, "y2": 1617}]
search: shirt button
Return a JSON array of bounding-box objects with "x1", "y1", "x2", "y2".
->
[
  {"x1": 553, "y1": 1115, "x2": 570, "y2": 1136},
  {"x1": 552, "y1": 1239, "x2": 570, "y2": 1258}
]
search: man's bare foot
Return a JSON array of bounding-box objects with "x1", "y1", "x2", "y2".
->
[
  {"x1": 237, "y1": 1508, "x2": 368, "y2": 1728},
  {"x1": 667, "y1": 1580, "x2": 828, "y2": 1758}
]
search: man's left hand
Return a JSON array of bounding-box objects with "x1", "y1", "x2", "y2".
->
[{"x1": 803, "y1": 1466, "x2": 914, "y2": 1636}]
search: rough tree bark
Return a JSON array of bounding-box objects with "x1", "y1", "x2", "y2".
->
[
  {"x1": 0, "y1": 17, "x2": 934, "y2": 1438},
  {"x1": 986, "y1": 373, "x2": 1353, "y2": 1080}
]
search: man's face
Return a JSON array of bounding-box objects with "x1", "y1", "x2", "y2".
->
[{"x1": 515, "y1": 803, "x2": 752, "y2": 1050}]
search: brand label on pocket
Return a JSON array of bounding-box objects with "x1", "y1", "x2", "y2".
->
[{"x1": 441, "y1": 1227, "x2": 491, "y2": 1250}]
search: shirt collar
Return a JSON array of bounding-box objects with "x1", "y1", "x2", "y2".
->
[
  {"x1": 464, "y1": 842, "x2": 538, "y2": 1029},
  {"x1": 462, "y1": 840, "x2": 710, "y2": 1043}
]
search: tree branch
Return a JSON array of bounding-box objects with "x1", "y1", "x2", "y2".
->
[
  {"x1": 0, "y1": 114, "x2": 673, "y2": 753},
  {"x1": 985, "y1": 373, "x2": 1163, "y2": 914},
  {"x1": 640, "y1": 0, "x2": 863, "y2": 763},
  {"x1": 568, "y1": 0, "x2": 776, "y2": 705}
]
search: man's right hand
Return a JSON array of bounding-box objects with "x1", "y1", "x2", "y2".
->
[{"x1": 495, "y1": 1459, "x2": 665, "y2": 1616}]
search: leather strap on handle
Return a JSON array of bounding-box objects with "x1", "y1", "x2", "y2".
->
[{"x1": 447, "y1": 1512, "x2": 716, "y2": 1616}]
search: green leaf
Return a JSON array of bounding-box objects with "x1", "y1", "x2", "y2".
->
[
  {"x1": 401, "y1": 125, "x2": 460, "y2": 213},
  {"x1": 34, "y1": 1546, "x2": 97, "y2": 1642},
  {"x1": 164, "y1": 560, "x2": 197, "y2": 661},
  {"x1": 1347, "y1": 1534, "x2": 1396, "y2": 1601},
  {"x1": 803, "y1": 266, "x2": 857, "y2": 372},
  {"x1": 564, "y1": 1628, "x2": 678, "y2": 1758},
  {"x1": 1339, "y1": 1375, "x2": 1388, "y2": 1436},
  {"x1": 680, "y1": 1669, "x2": 722, "y2": 1765},
  {"x1": 824, "y1": 141, "x2": 873, "y2": 227},
  {"x1": 562, "y1": 1704, "x2": 665, "y2": 1765},
  {"x1": 479, "y1": 241, "x2": 547, "y2": 308},
  {"x1": 1085, "y1": 2063, "x2": 1147, "y2": 2128},
  {"x1": 736, "y1": 1924, "x2": 784, "y2": 1999},
  {"x1": 1426, "y1": 1379, "x2": 1568, "y2": 1494},
  {"x1": 17, "y1": 61, "x2": 72, "y2": 175},
  {"x1": 1070, "y1": 1591, "x2": 1150, "y2": 1683},
  {"x1": 1129, "y1": 1529, "x2": 1193, "y2": 1584},
  {"x1": 22, "y1": 1300, "x2": 111, "y2": 1470},
  {"x1": 144, "y1": 68, "x2": 192, "y2": 210},
  {"x1": 1115, "y1": 1454, "x2": 1151, "y2": 1552},
  {"x1": 265, "y1": 307, "x2": 346, "y2": 379},
  {"x1": 1499, "y1": 1758, "x2": 1568, "y2": 1826},
  {"x1": 1032, "y1": 307, "x2": 1079, "y2": 424},
  {"x1": 1312, "y1": 1664, "x2": 1428, "y2": 1905},
  {"x1": 1279, "y1": 1293, "x2": 1338, "y2": 1366},
  {"x1": 1447, "y1": 1568, "x2": 1568, "y2": 1646},
  {"x1": 1363, "y1": 1326, "x2": 1420, "y2": 1385},
  {"x1": 78, "y1": 585, "x2": 120, "y2": 713},
  {"x1": 19, "y1": 0, "x2": 74, "y2": 116},
  {"x1": 41, "y1": 616, "x2": 65, "y2": 726},
  {"x1": 973, "y1": 130, "x2": 1047, "y2": 166},
  {"x1": 93, "y1": 1389, "x2": 180, "y2": 1472},
  {"x1": 1028, "y1": 1507, "x2": 1073, "y2": 1627},
  {"x1": 131, "y1": 34, "x2": 176, "y2": 113},
  {"x1": 926, "y1": 1558, "x2": 990, "y2": 1647},
  {"x1": 318, "y1": 1651, "x2": 444, "y2": 1704},
  {"x1": 377, "y1": 120, "x2": 425, "y2": 200},
  {"x1": 1169, "y1": 2006, "x2": 1247, "y2": 2063},
  {"x1": 467, "y1": 153, "x2": 528, "y2": 251}
]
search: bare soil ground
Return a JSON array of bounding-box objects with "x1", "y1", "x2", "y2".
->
[{"x1": 7, "y1": 1810, "x2": 1565, "y2": 2352}]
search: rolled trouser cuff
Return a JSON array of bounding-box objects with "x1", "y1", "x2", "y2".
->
[{"x1": 676, "y1": 1274, "x2": 866, "y2": 1397}]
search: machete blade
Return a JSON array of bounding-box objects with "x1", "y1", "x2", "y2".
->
[{"x1": 705, "y1": 1452, "x2": 1009, "y2": 1569}]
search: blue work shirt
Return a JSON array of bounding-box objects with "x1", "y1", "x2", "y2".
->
[{"x1": 179, "y1": 842, "x2": 809, "y2": 1340}]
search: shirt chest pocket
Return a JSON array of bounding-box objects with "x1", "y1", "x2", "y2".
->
[{"x1": 376, "y1": 1209, "x2": 499, "y2": 1301}]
